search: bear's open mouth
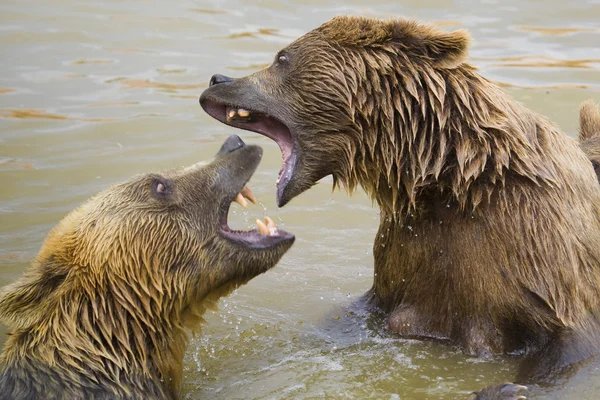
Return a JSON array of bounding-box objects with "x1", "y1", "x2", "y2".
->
[
  {"x1": 218, "y1": 176, "x2": 294, "y2": 249},
  {"x1": 201, "y1": 99, "x2": 294, "y2": 193}
]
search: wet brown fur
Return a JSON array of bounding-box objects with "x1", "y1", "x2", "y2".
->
[
  {"x1": 317, "y1": 18, "x2": 600, "y2": 379},
  {"x1": 0, "y1": 144, "x2": 293, "y2": 399},
  {"x1": 578, "y1": 99, "x2": 600, "y2": 180},
  {"x1": 317, "y1": 17, "x2": 600, "y2": 379},
  {"x1": 202, "y1": 16, "x2": 600, "y2": 390}
]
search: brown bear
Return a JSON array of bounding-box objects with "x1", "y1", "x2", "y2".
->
[
  {"x1": 579, "y1": 99, "x2": 600, "y2": 179},
  {"x1": 200, "y1": 16, "x2": 600, "y2": 398},
  {"x1": 0, "y1": 136, "x2": 294, "y2": 400}
]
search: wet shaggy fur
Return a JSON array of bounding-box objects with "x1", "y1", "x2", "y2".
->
[
  {"x1": 579, "y1": 99, "x2": 600, "y2": 180},
  {"x1": 201, "y1": 16, "x2": 600, "y2": 392},
  {"x1": 0, "y1": 140, "x2": 294, "y2": 400}
]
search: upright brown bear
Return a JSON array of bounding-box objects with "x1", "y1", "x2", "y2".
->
[
  {"x1": 0, "y1": 136, "x2": 294, "y2": 400},
  {"x1": 200, "y1": 16, "x2": 600, "y2": 397}
]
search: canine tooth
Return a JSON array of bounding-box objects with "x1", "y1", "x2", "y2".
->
[
  {"x1": 240, "y1": 186, "x2": 257, "y2": 204},
  {"x1": 265, "y1": 216, "x2": 278, "y2": 236},
  {"x1": 256, "y1": 219, "x2": 269, "y2": 235},
  {"x1": 265, "y1": 216, "x2": 275, "y2": 229},
  {"x1": 235, "y1": 193, "x2": 248, "y2": 207},
  {"x1": 237, "y1": 108, "x2": 250, "y2": 118}
]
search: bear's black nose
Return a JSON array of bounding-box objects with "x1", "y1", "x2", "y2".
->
[
  {"x1": 217, "y1": 135, "x2": 246, "y2": 156},
  {"x1": 209, "y1": 74, "x2": 234, "y2": 86}
]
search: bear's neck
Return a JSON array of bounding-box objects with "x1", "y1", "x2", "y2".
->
[
  {"x1": 1, "y1": 282, "x2": 187, "y2": 398},
  {"x1": 348, "y1": 60, "x2": 560, "y2": 221}
]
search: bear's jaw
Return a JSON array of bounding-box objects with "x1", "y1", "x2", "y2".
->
[
  {"x1": 216, "y1": 158, "x2": 294, "y2": 249},
  {"x1": 218, "y1": 200, "x2": 294, "y2": 249},
  {"x1": 200, "y1": 97, "x2": 295, "y2": 204}
]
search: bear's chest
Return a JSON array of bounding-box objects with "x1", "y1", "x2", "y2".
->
[{"x1": 371, "y1": 213, "x2": 536, "y2": 355}]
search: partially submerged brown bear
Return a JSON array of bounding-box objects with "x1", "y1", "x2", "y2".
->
[
  {"x1": 0, "y1": 136, "x2": 294, "y2": 400},
  {"x1": 200, "y1": 16, "x2": 600, "y2": 397}
]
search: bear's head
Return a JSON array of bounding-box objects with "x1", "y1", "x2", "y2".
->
[
  {"x1": 0, "y1": 136, "x2": 294, "y2": 388},
  {"x1": 200, "y1": 16, "x2": 470, "y2": 206}
]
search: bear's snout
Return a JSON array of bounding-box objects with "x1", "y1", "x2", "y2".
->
[{"x1": 216, "y1": 135, "x2": 246, "y2": 156}]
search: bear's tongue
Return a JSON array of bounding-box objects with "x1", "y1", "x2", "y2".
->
[{"x1": 231, "y1": 185, "x2": 279, "y2": 236}]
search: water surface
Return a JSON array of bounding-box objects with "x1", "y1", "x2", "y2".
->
[{"x1": 1, "y1": 0, "x2": 600, "y2": 398}]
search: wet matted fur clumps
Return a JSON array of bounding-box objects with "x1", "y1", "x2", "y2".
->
[{"x1": 579, "y1": 99, "x2": 600, "y2": 179}]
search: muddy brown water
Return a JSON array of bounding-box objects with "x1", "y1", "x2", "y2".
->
[{"x1": 1, "y1": 0, "x2": 600, "y2": 398}]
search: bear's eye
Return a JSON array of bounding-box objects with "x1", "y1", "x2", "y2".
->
[
  {"x1": 152, "y1": 179, "x2": 171, "y2": 198},
  {"x1": 276, "y1": 52, "x2": 289, "y2": 66}
]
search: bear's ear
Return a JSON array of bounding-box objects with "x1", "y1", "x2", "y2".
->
[
  {"x1": 579, "y1": 99, "x2": 600, "y2": 141},
  {"x1": 0, "y1": 257, "x2": 67, "y2": 330},
  {"x1": 390, "y1": 19, "x2": 471, "y2": 68},
  {"x1": 321, "y1": 17, "x2": 471, "y2": 68}
]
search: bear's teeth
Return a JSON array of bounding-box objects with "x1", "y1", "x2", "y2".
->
[
  {"x1": 240, "y1": 186, "x2": 256, "y2": 204},
  {"x1": 233, "y1": 187, "x2": 256, "y2": 207},
  {"x1": 227, "y1": 109, "x2": 237, "y2": 120},
  {"x1": 265, "y1": 216, "x2": 278, "y2": 235},
  {"x1": 234, "y1": 193, "x2": 248, "y2": 207},
  {"x1": 226, "y1": 108, "x2": 252, "y2": 122},
  {"x1": 256, "y1": 218, "x2": 269, "y2": 235},
  {"x1": 256, "y1": 217, "x2": 278, "y2": 236}
]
